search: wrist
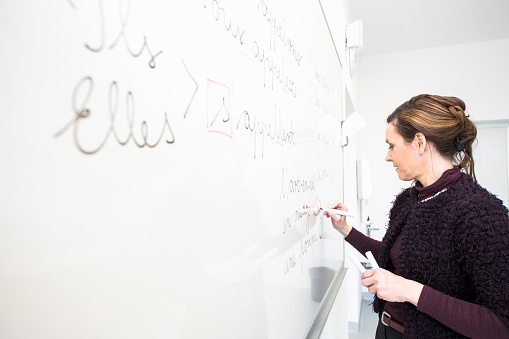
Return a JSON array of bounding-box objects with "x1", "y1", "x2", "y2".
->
[
  {"x1": 340, "y1": 223, "x2": 352, "y2": 237},
  {"x1": 405, "y1": 279, "x2": 424, "y2": 306}
]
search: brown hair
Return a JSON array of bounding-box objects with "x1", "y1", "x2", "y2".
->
[{"x1": 387, "y1": 94, "x2": 477, "y2": 181}]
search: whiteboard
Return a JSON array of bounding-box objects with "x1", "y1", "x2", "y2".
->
[{"x1": 0, "y1": 1, "x2": 345, "y2": 338}]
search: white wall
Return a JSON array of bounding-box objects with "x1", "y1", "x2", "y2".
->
[{"x1": 357, "y1": 38, "x2": 509, "y2": 240}]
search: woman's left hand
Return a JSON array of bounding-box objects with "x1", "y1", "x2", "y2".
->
[{"x1": 361, "y1": 268, "x2": 424, "y2": 306}]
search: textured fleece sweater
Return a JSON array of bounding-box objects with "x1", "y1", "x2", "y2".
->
[{"x1": 349, "y1": 173, "x2": 509, "y2": 338}]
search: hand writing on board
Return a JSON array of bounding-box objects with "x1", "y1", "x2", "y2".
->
[{"x1": 323, "y1": 201, "x2": 352, "y2": 237}]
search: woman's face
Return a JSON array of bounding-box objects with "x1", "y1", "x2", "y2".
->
[{"x1": 385, "y1": 122, "x2": 421, "y2": 181}]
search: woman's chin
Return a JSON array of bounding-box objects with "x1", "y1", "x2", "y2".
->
[{"x1": 396, "y1": 169, "x2": 407, "y2": 181}]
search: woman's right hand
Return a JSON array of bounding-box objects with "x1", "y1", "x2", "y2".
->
[{"x1": 323, "y1": 201, "x2": 352, "y2": 237}]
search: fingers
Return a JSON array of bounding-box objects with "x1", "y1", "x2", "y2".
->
[
  {"x1": 361, "y1": 268, "x2": 376, "y2": 288},
  {"x1": 362, "y1": 269, "x2": 375, "y2": 279},
  {"x1": 327, "y1": 201, "x2": 339, "y2": 209},
  {"x1": 324, "y1": 201, "x2": 349, "y2": 220},
  {"x1": 361, "y1": 269, "x2": 404, "y2": 302},
  {"x1": 327, "y1": 200, "x2": 348, "y2": 210},
  {"x1": 327, "y1": 210, "x2": 344, "y2": 221},
  {"x1": 361, "y1": 269, "x2": 385, "y2": 296}
]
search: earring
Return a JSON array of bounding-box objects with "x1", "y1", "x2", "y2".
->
[{"x1": 418, "y1": 151, "x2": 423, "y2": 155}]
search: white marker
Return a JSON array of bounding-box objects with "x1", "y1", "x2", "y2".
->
[
  {"x1": 365, "y1": 251, "x2": 379, "y2": 269},
  {"x1": 321, "y1": 208, "x2": 355, "y2": 217},
  {"x1": 348, "y1": 253, "x2": 366, "y2": 273}
]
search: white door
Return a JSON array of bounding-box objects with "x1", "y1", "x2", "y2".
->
[{"x1": 474, "y1": 122, "x2": 509, "y2": 208}]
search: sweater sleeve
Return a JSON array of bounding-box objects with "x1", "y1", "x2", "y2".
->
[
  {"x1": 345, "y1": 227, "x2": 382, "y2": 258},
  {"x1": 417, "y1": 286, "x2": 509, "y2": 339}
]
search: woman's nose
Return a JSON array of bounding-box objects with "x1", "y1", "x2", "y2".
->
[{"x1": 385, "y1": 152, "x2": 392, "y2": 162}]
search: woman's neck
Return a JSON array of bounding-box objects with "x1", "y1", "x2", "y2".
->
[
  {"x1": 419, "y1": 165, "x2": 454, "y2": 187},
  {"x1": 415, "y1": 167, "x2": 462, "y2": 201},
  {"x1": 417, "y1": 152, "x2": 454, "y2": 187}
]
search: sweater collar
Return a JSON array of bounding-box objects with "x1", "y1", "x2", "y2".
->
[{"x1": 415, "y1": 167, "x2": 462, "y2": 201}]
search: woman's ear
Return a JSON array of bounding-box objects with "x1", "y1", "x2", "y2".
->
[{"x1": 414, "y1": 133, "x2": 426, "y2": 154}]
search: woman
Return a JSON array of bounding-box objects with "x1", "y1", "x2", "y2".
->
[{"x1": 325, "y1": 94, "x2": 509, "y2": 338}]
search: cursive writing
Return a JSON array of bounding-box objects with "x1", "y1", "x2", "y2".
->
[
  {"x1": 236, "y1": 104, "x2": 294, "y2": 159},
  {"x1": 253, "y1": 41, "x2": 297, "y2": 97},
  {"x1": 279, "y1": 167, "x2": 316, "y2": 200},
  {"x1": 76, "y1": 0, "x2": 162, "y2": 68},
  {"x1": 55, "y1": 76, "x2": 175, "y2": 154},
  {"x1": 201, "y1": 0, "x2": 246, "y2": 47},
  {"x1": 283, "y1": 225, "x2": 321, "y2": 276},
  {"x1": 283, "y1": 251, "x2": 297, "y2": 275},
  {"x1": 257, "y1": 0, "x2": 302, "y2": 66}
]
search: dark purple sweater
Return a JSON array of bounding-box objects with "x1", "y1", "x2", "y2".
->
[{"x1": 346, "y1": 171, "x2": 509, "y2": 338}]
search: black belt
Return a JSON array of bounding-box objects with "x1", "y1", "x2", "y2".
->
[{"x1": 381, "y1": 311, "x2": 405, "y2": 334}]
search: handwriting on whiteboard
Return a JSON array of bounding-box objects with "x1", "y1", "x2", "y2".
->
[
  {"x1": 279, "y1": 167, "x2": 316, "y2": 200},
  {"x1": 257, "y1": 0, "x2": 303, "y2": 66},
  {"x1": 57, "y1": 0, "x2": 306, "y2": 161},
  {"x1": 201, "y1": 0, "x2": 246, "y2": 48},
  {"x1": 252, "y1": 42, "x2": 298, "y2": 97},
  {"x1": 75, "y1": 0, "x2": 163, "y2": 69},
  {"x1": 207, "y1": 79, "x2": 233, "y2": 138},
  {"x1": 252, "y1": 0, "x2": 301, "y2": 97},
  {"x1": 54, "y1": 77, "x2": 175, "y2": 154},
  {"x1": 236, "y1": 105, "x2": 295, "y2": 159},
  {"x1": 283, "y1": 216, "x2": 323, "y2": 276}
]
